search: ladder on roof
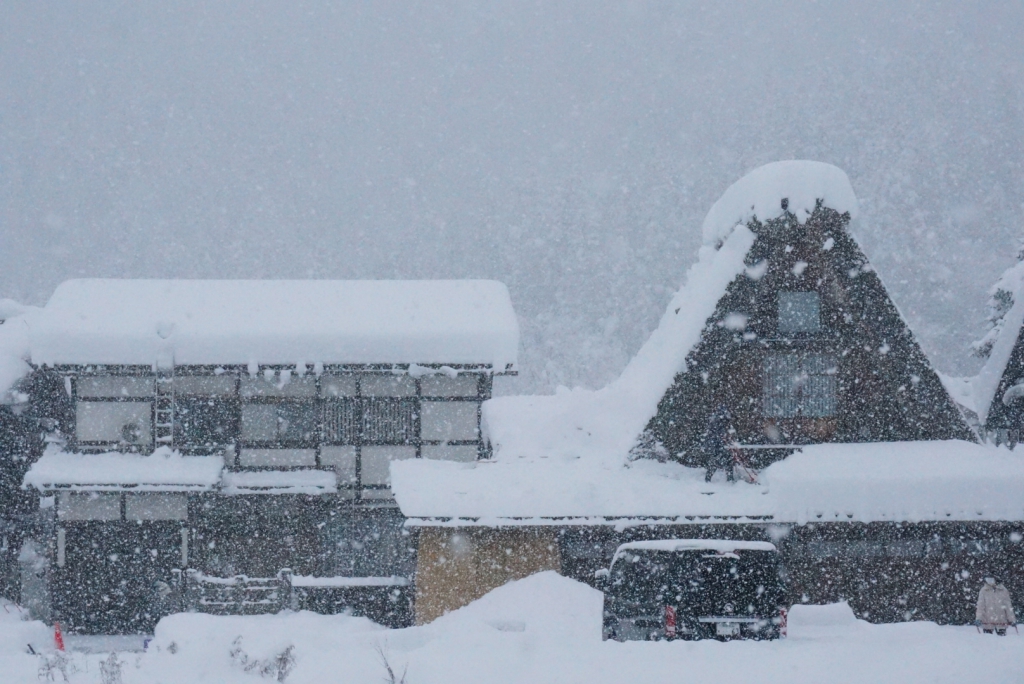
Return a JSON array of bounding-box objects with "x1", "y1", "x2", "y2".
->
[{"x1": 155, "y1": 368, "x2": 174, "y2": 446}]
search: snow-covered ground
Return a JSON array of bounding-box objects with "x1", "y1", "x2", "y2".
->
[{"x1": 2, "y1": 573, "x2": 1021, "y2": 683}]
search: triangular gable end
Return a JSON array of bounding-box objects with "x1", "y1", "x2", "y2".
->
[{"x1": 634, "y1": 198, "x2": 975, "y2": 467}]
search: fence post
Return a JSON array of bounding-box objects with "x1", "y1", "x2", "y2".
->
[
  {"x1": 279, "y1": 568, "x2": 295, "y2": 611},
  {"x1": 184, "y1": 569, "x2": 199, "y2": 612}
]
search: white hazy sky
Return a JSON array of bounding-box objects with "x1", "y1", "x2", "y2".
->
[{"x1": 2, "y1": 1, "x2": 1022, "y2": 393}]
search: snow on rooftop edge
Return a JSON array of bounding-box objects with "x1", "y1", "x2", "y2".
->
[
  {"x1": 23, "y1": 446, "x2": 223, "y2": 491},
  {"x1": 482, "y1": 224, "x2": 755, "y2": 466},
  {"x1": 29, "y1": 279, "x2": 519, "y2": 368},
  {"x1": 615, "y1": 540, "x2": 777, "y2": 556},
  {"x1": 392, "y1": 440, "x2": 1024, "y2": 522},
  {"x1": 701, "y1": 160, "x2": 859, "y2": 246}
]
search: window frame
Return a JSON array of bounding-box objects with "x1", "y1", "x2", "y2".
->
[
  {"x1": 762, "y1": 351, "x2": 838, "y2": 419},
  {"x1": 776, "y1": 291, "x2": 823, "y2": 336},
  {"x1": 66, "y1": 367, "x2": 490, "y2": 501}
]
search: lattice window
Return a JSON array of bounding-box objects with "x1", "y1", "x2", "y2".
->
[
  {"x1": 322, "y1": 399, "x2": 359, "y2": 444},
  {"x1": 361, "y1": 398, "x2": 417, "y2": 444},
  {"x1": 763, "y1": 352, "x2": 836, "y2": 418}
]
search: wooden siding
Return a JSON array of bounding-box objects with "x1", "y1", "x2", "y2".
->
[{"x1": 414, "y1": 527, "x2": 562, "y2": 625}]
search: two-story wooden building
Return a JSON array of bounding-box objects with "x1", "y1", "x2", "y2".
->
[{"x1": 18, "y1": 279, "x2": 518, "y2": 633}]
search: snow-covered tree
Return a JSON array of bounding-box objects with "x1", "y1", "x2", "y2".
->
[{"x1": 972, "y1": 240, "x2": 1024, "y2": 359}]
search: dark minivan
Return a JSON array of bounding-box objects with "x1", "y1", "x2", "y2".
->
[{"x1": 598, "y1": 539, "x2": 787, "y2": 641}]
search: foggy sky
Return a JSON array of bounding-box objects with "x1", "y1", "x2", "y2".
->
[{"x1": 2, "y1": 1, "x2": 1022, "y2": 394}]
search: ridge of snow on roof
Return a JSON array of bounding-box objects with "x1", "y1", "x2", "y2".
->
[
  {"x1": 23, "y1": 446, "x2": 223, "y2": 492},
  {"x1": 701, "y1": 160, "x2": 859, "y2": 246},
  {"x1": 30, "y1": 279, "x2": 519, "y2": 368},
  {"x1": 972, "y1": 261, "x2": 1024, "y2": 423},
  {"x1": 392, "y1": 440, "x2": 1024, "y2": 522},
  {"x1": 482, "y1": 225, "x2": 755, "y2": 466}
]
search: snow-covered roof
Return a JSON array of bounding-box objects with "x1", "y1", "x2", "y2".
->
[
  {"x1": 937, "y1": 373, "x2": 977, "y2": 416},
  {"x1": 29, "y1": 279, "x2": 519, "y2": 369},
  {"x1": 702, "y1": 160, "x2": 859, "y2": 246},
  {"x1": 0, "y1": 317, "x2": 32, "y2": 401},
  {"x1": 614, "y1": 540, "x2": 777, "y2": 557},
  {"x1": 483, "y1": 225, "x2": 756, "y2": 467},
  {"x1": 392, "y1": 440, "x2": 1024, "y2": 524},
  {"x1": 482, "y1": 160, "x2": 859, "y2": 467},
  {"x1": 23, "y1": 446, "x2": 224, "y2": 492}
]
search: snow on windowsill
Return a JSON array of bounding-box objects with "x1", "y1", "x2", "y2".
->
[
  {"x1": 290, "y1": 575, "x2": 410, "y2": 588},
  {"x1": 22, "y1": 445, "x2": 224, "y2": 492}
]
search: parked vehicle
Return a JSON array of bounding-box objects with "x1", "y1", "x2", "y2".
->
[{"x1": 597, "y1": 539, "x2": 787, "y2": 641}]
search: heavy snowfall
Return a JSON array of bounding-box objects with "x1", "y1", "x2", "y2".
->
[{"x1": 2, "y1": 3, "x2": 1024, "y2": 684}]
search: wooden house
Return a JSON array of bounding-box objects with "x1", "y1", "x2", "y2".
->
[
  {"x1": 390, "y1": 162, "x2": 1010, "y2": 628},
  {"x1": 634, "y1": 173, "x2": 974, "y2": 467},
  {"x1": 14, "y1": 279, "x2": 518, "y2": 633}
]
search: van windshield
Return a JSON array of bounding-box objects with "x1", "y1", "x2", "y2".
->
[{"x1": 608, "y1": 549, "x2": 783, "y2": 617}]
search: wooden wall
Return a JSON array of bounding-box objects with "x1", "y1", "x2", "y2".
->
[{"x1": 414, "y1": 527, "x2": 561, "y2": 624}]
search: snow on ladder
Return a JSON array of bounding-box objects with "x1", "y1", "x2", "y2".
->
[{"x1": 155, "y1": 369, "x2": 174, "y2": 446}]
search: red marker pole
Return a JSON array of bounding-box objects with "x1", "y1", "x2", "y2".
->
[{"x1": 54, "y1": 622, "x2": 65, "y2": 651}]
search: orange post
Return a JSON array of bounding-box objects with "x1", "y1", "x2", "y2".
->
[{"x1": 54, "y1": 622, "x2": 65, "y2": 651}]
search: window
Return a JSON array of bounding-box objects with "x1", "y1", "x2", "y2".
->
[
  {"x1": 240, "y1": 375, "x2": 317, "y2": 398},
  {"x1": 778, "y1": 291, "x2": 821, "y2": 334},
  {"x1": 125, "y1": 493, "x2": 187, "y2": 521},
  {"x1": 58, "y1": 492, "x2": 121, "y2": 521},
  {"x1": 360, "y1": 446, "x2": 416, "y2": 486},
  {"x1": 763, "y1": 353, "x2": 836, "y2": 417},
  {"x1": 241, "y1": 403, "x2": 317, "y2": 443},
  {"x1": 76, "y1": 401, "x2": 152, "y2": 445},
  {"x1": 322, "y1": 399, "x2": 359, "y2": 444},
  {"x1": 174, "y1": 396, "x2": 239, "y2": 447},
  {"x1": 420, "y1": 375, "x2": 479, "y2": 397},
  {"x1": 239, "y1": 448, "x2": 316, "y2": 467},
  {"x1": 422, "y1": 444, "x2": 478, "y2": 462},
  {"x1": 361, "y1": 398, "x2": 416, "y2": 444},
  {"x1": 320, "y1": 446, "x2": 357, "y2": 484},
  {"x1": 172, "y1": 376, "x2": 236, "y2": 396},
  {"x1": 360, "y1": 375, "x2": 416, "y2": 397},
  {"x1": 420, "y1": 401, "x2": 479, "y2": 441},
  {"x1": 76, "y1": 376, "x2": 154, "y2": 398}
]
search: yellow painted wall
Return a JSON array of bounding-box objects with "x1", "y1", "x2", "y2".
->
[{"x1": 414, "y1": 527, "x2": 562, "y2": 624}]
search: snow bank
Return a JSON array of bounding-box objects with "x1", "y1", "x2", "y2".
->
[
  {"x1": 429, "y1": 571, "x2": 603, "y2": 640},
  {"x1": 394, "y1": 440, "x2": 1024, "y2": 523},
  {"x1": 120, "y1": 573, "x2": 1024, "y2": 684},
  {"x1": 702, "y1": 160, "x2": 859, "y2": 246},
  {"x1": 0, "y1": 600, "x2": 51, "y2": 655},
  {"x1": 483, "y1": 224, "x2": 755, "y2": 467},
  {"x1": 23, "y1": 445, "x2": 223, "y2": 491},
  {"x1": 787, "y1": 601, "x2": 863, "y2": 630},
  {"x1": 30, "y1": 279, "x2": 519, "y2": 369}
]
